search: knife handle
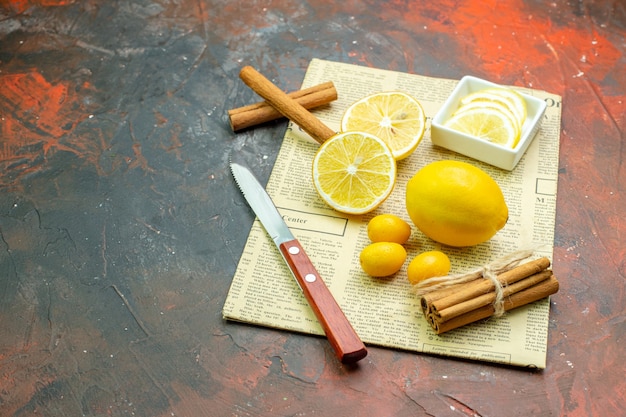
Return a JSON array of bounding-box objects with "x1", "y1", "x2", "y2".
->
[{"x1": 279, "y1": 239, "x2": 368, "y2": 364}]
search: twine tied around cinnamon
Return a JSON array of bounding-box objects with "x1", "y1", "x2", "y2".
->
[
  {"x1": 413, "y1": 246, "x2": 544, "y2": 318},
  {"x1": 414, "y1": 245, "x2": 559, "y2": 334}
]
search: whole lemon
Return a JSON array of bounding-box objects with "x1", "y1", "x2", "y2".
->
[
  {"x1": 367, "y1": 214, "x2": 412, "y2": 244},
  {"x1": 405, "y1": 160, "x2": 508, "y2": 247},
  {"x1": 359, "y1": 242, "x2": 407, "y2": 277}
]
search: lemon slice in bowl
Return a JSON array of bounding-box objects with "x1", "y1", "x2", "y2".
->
[
  {"x1": 460, "y1": 87, "x2": 527, "y2": 129},
  {"x1": 452, "y1": 99, "x2": 521, "y2": 138},
  {"x1": 444, "y1": 106, "x2": 521, "y2": 148},
  {"x1": 341, "y1": 92, "x2": 426, "y2": 160},
  {"x1": 312, "y1": 131, "x2": 397, "y2": 215}
]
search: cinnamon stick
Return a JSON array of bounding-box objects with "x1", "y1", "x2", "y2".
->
[
  {"x1": 429, "y1": 257, "x2": 551, "y2": 316},
  {"x1": 239, "y1": 66, "x2": 337, "y2": 144},
  {"x1": 435, "y1": 269, "x2": 553, "y2": 323},
  {"x1": 432, "y1": 275, "x2": 559, "y2": 334},
  {"x1": 420, "y1": 278, "x2": 482, "y2": 314},
  {"x1": 228, "y1": 81, "x2": 338, "y2": 131}
]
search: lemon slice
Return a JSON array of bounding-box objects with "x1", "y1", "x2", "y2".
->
[
  {"x1": 312, "y1": 131, "x2": 397, "y2": 214},
  {"x1": 444, "y1": 106, "x2": 521, "y2": 148},
  {"x1": 460, "y1": 87, "x2": 527, "y2": 129},
  {"x1": 341, "y1": 92, "x2": 426, "y2": 160},
  {"x1": 453, "y1": 99, "x2": 521, "y2": 136}
]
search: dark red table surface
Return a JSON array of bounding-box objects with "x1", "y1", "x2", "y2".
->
[{"x1": 1, "y1": 1, "x2": 624, "y2": 416}]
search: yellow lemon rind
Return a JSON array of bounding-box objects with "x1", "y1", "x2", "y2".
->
[{"x1": 405, "y1": 160, "x2": 508, "y2": 247}]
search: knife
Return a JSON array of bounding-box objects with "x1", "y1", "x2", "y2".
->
[{"x1": 230, "y1": 160, "x2": 368, "y2": 364}]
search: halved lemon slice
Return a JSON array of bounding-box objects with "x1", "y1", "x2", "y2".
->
[
  {"x1": 341, "y1": 92, "x2": 426, "y2": 160},
  {"x1": 460, "y1": 87, "x2": 527, "y2": 129},
  {"x1": 312, "y1": 131, "x2": 397, "y2": 214},
  {"x1": 444, "y1": 106, "x2": 521, "y2": 148}
]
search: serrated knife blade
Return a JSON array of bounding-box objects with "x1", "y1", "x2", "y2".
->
[{"x1": 230, "y1": 160, "x2": 367, "y2": 364}]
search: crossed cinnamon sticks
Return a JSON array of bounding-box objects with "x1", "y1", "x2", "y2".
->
[
  {"x1": 228, "y1": 80, "x2": 337, "y2": 131},
  {"x1": 420, "y1": 257, "x2": 559, "y2": 334}
]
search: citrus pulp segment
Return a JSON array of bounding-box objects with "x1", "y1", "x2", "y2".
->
[
  {"x1": 312, "y1": 131, "x2": 397, "y2": 215},
  {"x1": 341, "y1": 92, "x2": 426, "y2": 160}
]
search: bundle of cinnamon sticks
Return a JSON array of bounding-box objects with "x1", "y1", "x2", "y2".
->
[{"x1": 420, "y1": 257, "x2": 559, "y2": 334}]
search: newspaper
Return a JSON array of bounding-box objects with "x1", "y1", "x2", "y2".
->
[{"x1": 223, "y1": 59, "x2": 562, "y2": 368}]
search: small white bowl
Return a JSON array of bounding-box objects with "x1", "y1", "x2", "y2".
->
[{"x1": 431, "y1": 75, "x2": 547, "y2": 171}]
